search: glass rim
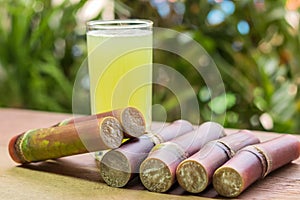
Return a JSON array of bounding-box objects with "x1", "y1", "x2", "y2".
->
[{"x1": 87, "y1": 19, "x2": 153, "y2": 30}]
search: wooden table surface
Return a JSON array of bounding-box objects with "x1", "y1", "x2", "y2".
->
[{"x1": 0, "y1": 108, "x2": 300, "y2": 200}]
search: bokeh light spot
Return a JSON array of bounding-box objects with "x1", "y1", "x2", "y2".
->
[
  {"x1": 207, "y1": 9, "x2": 225, "y2": 25},
  {"x1": 237, "y1": 20, "x2": 250, "y2": 35},
  {"x1": 157, "y1": 2, "x2": 171, "y2": 17},
  {"x1": 220, "y1": 0, "x2": 235, "y2": 15},
  {"x1": 259, "y1": 113, "x2": 274, "y2": 130}
]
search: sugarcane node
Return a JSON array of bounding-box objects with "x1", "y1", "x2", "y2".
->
[
  {"x1": 99, "y1": 120, "x2": 194, "y2": 188},
  {"x1": 238, "y1": 146, "x2": 268, "y2": 178},
  {"x1": 213, "y1": 135, "x2": 300, "y2": 197},
  {"x1": 212, "y1": 147, "x2": 265, "y2": 197},
  {"x1": 217, "y1": 130, "x2": 260, "y2": 155},
  {"x1": 215, "y1": 141, "x2": 235, "y2": 159},
  {"x1": 144, "y1": 132, "x2": 164, "y2": 145},
  {"x1": 139, "y1": 122, "x2": 224, "y2": 193},
  {"x1": 176, "y1": 130, "x2": 260, "y2": 194},
  {"x1": 254, "y1": 145, "x2": 273, "y2": 177}
]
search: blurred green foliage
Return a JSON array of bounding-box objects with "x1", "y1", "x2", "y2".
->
[
  {"x1": 0, "y1": 0, "x2": 87, "y2": 112},
  {"x1": 0, "y1": 0, "x2": 299, "y2": 134}
]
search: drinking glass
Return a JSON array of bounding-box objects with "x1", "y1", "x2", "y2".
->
[{"x1": 86, "y1": 19, "x2": 153, "y2": 128}]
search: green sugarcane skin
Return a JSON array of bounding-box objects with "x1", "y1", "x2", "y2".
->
[
  {"x1": 57, "y1": 119, "x2": 72, "y2": 126},
  {"x1": 10, "y1": 116, "x2": 124, "y2": 163},
  {"x1": 19, "y1": 125, "x2": 89, "y2": 162}
]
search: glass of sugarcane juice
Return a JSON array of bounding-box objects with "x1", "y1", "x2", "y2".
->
[{"x1": 86, "y1": 20, "x2": 153, "y2": 128}]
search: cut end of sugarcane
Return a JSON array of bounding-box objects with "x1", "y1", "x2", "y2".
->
[
  {"x1": 100, "y1": 150, "x2": 131, "y2": 187},
  {"x1": 8, "y1": 134, "x2": 24, "y2": 163},
  {"x1": 213, "y1": 166, "x2": 243, "y2": 197},
  {"x1": 176, "y1": 160, "x2": 208, "y2": 193},
  {"x1": 120, "y1": 107, "x2": 146, "y2": 138},
  {"x1": 100, "y1": 117, "x2": 123, "y2": 149},
  {"x1": 140, "y1": 158, "x2": 172, "y2": 193}
]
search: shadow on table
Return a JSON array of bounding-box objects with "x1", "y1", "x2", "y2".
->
[
  {"x1": 17, "y1": 153, "x2": 299, "y2": 199},
  {"x1": 18, "y1": 153, "x2": 103, "y2": 183},
  {"x1": 17, "y1": 153, "x2": 219, "y2": 198}
]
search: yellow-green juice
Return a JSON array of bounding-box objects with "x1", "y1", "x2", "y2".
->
[{"x1": 87, "y1": 29, "x2": 152, "y2": 128}]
